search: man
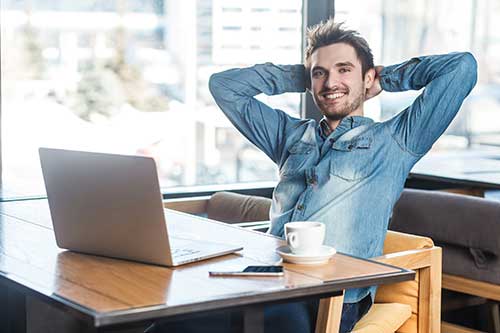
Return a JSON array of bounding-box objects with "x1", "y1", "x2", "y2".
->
[
  {"x1": 207, "y1": 19, "x2": 477, "y2": 332},
  {"x1": 150, "y1": 19, "x2": 476, "y2": 333}
]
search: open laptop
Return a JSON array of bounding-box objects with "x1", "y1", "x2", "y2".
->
[{"x1": 39, "y1": 147, "x2": 242, "y2": 266}]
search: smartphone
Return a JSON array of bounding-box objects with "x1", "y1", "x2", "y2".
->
[{"x1": 209, "y1": 265, "x2": 284, "y2": 277}]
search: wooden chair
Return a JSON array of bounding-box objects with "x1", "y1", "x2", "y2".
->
[
  {"x1": 165, "y1": 192, "x2": 442, "y2": 333},
  {"x1": 316, "y1": 230, "x2": 441, "y2": 333}
]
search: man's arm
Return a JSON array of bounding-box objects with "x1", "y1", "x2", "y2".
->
[
  {"x1": 209, "y1": 63, "x2": 307, "y2": 164},
  {"x1": 381, "y1": 52, "x2": 477, "y2": 156}
]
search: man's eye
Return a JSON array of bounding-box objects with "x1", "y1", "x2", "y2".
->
[
  {"x1": 313, "y1": 71, "x2": 325, "y2": 77},
  {"x1": 339, "y1": 67, "x2": 351, "y2": 73}
]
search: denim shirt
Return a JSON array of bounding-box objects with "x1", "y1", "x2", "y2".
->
[{"x1": 209, "y1": 52, "x2": 477, "y2": 303}]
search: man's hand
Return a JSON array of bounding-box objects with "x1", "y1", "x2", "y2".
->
[{"x1": 365, "y1": 66, "x2": 384, "y2": 100}]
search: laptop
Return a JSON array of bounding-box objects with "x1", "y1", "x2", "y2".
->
[{"x1": 39, "y1": 147, "x2": 243, "y2": 266}]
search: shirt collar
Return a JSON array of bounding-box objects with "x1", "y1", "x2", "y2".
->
[
  {"x1": 319, "y1": 118, "x2": 331, "y2": 139},
  {"x1": 318, "y1": 116, "x2": 374, "y2": 139}
]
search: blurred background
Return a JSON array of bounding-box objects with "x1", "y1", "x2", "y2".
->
[{"x1": 1, "y1": 0, "x2": 499, "y2": 194}]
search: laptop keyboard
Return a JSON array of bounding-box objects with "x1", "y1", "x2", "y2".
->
[{"x1": 171, "y1": 248, "x2": 201, "y2": 258}]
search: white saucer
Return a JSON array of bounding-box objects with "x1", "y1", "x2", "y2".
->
[{"x1": 276, "y1": 245, "x2": 336, "y2": 265}]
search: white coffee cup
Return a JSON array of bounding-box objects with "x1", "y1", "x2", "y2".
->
[{"x1": 284, "y1": 221, "x2": 325, "y2": 255}]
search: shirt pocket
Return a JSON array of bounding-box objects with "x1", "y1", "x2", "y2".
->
[
  {"x1": 280, "y1": 141, "x2": 315, "y2": 177},
  {"x1": 329, "y1": 135, "x2": 375, "y2": 181}
]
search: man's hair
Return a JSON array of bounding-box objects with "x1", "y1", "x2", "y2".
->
[{"x1": 305, "y1": 20, "x2": 374, "y2": 77}]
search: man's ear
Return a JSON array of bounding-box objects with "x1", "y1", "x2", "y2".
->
[{"x1": 363, "y1": 68, "x2": 376, "y2": 89}]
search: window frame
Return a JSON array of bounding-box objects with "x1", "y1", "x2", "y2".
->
[{"x1": 301, "y1": 0, "x2": 335, "y2": 122}]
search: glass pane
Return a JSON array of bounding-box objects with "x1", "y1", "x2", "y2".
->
[
  {"x1": 335, "y1": 0, "x2": 500, "y2": 151},
  {"x1": 1, "y1": 0, "x2": 303, "y2": 194}
]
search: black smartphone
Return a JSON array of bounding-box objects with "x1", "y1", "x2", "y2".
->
[{"x1": 209, "y1": 265, "x2": 284, "y2": 277}]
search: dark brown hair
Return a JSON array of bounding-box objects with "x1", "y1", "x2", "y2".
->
[{"x1": 305, "y1": 20, "x2": 374, "y2": 76}]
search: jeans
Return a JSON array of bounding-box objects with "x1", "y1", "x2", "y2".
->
[
  {"x1": 147, "y1": 294, "x2": 372, "y2": 333},
  {"x1": 339, "y1": 294, "x2": 373, "y2": 333}
]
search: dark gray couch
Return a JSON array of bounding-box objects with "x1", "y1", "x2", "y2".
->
[
  {"x1": 390, "y1": 189, "x2": 500, "y2": 285},
  {"x1": 390, "y1": 188, "x2": 500, "y2": 332}
]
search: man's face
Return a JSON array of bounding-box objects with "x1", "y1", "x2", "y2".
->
[{"x1": 309, "y1": 43, "x2": 370, "y2": 121}]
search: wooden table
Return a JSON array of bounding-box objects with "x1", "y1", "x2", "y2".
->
[{"x1": 0, "y1": 199, "x2": 414, "y2": 333}]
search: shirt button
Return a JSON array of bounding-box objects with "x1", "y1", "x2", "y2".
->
[
  {"x1": 297, "y1": 204, "x2": 304, "y2": 211},
  {"x1": 384, "y1": 78, "x2": 390, "y2": 84},
  {"x1": 348, "y1": 144, "x2": 354, "y2": 150}
]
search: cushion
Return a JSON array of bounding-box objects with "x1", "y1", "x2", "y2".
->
[
  {"x1": 439, "y1": 242, "x2": 500, "y2": 285},
  {"x1": 391, "y1": 189, "x2": 500, "y2": 257},
  {"x1": 206, "y1": 192, "x2": 271, "y2": 223},
  {"x1": 351, "y1": 303, "x2": 412, "y2": 333},
  {"x1": 375, "y1": 276, "x2": 419, "y2": 333}
]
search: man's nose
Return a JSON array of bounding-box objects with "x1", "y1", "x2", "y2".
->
[{"x1": 324, "y1": 72, "x2": 340, "y2": 89}]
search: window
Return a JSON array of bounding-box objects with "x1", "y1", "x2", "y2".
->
[
  {"x1": 251, "y1": 8, "x2": 270, "y2": 13},
  {"x1": 222, "y1": 26, "x2": 242, "y2": 31},
  {"x1": 1, "y1": 0, "x2": 304, "y2": 194},
  {"x1": 222, "y1": 7, "x2": 242, "y2": 13},
  {"x1": 279, "y1": 9, "x2": 298, "y2": 14},
  {"x1": 335, "y1": 0, "x2": 500, "y2": 150}
]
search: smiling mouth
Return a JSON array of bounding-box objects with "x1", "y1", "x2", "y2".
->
[{"x1": 323, "y1": 92, "x2": 346, "y2": 100}]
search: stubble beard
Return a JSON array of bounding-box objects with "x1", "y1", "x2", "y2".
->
[{"x1": 319, "y1": 91, "x2": 365, "y2": 122}]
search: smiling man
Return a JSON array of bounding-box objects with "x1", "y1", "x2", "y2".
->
[
  {"x1": 158, "y1": 20, "x2": 477, "y2": 333},
  {"x1": 207, "y1": 20, "x2": 477, "y2": 333}
]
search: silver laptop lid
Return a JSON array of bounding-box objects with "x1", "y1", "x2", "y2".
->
[{"x1": 39, "y1": 148, "x2": 174, "y2": 266}]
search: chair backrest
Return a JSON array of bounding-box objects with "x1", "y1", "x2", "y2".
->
[
  {"x1": 206, "y1": 191, "x2": 272, "y2": 223},
  {"x1": 376, "y1": 231, "x2": 439, "y2": 333}
]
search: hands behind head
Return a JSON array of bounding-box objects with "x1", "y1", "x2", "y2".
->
[{"x1": 365, "y1": 66, "x2": 384, "y2": 101}]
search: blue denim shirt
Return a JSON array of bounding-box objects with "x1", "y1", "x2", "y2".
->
[{"x1": 209, "y1": 52, "x2": 477, "y2": 303}]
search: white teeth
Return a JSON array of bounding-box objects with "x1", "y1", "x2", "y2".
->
[{"x1": 325, "y1": 92, "x2": 345, "y2": 100}]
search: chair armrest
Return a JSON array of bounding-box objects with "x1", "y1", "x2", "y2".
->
[
  {"x1": 374, "y1": 246, "x2": 440, "y2": 271},
  {"x1": 384, "y1": 230, "x2": 434, "y2": 254},
  {"x1": 163, "y1": 196, "x2": 210, "y2": 215}
]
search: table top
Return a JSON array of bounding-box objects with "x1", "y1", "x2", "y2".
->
[
  {"x1": 0, "y1": 199, "x2": 413, "y2": 328},
  {"x1": 409, "y1": 149, "x2": 500, "y2": 189}
]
